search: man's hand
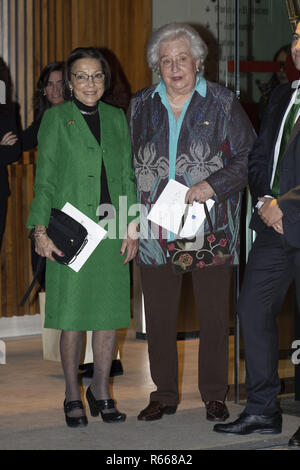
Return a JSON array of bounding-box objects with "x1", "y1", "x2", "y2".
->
[
  {"x1": 258, "y1": 197, "x2": 283, "y2": 228},
  {"x1": 185, "y1": 181, "x2": 214, "y2": 204},
  {"x1": 272, "y1": 219, "x2": 284, "y2": 235}
]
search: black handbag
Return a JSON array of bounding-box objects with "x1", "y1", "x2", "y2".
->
[
  {"x1": 46, "y1": 208, "x2": 88, "y2": 265},
  {"x1": 20, "y1": 208, "x2": 88, "y2": 306},
  {"x1": 167, "y1": 202, "x2": 232, "y2": 275}
]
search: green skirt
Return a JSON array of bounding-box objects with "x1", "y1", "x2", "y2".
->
[{"x1": 44, "y1": 237, "x2": 131, "y2": 331}]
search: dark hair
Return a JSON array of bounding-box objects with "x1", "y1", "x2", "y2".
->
[
  {"x1": 98, "y1": 47, "x2": 131, "y2": 112},
  {"x1": 64, "y1": 47, "x2": 111, "y2": 101},
  {"x1": 34, "y1": 61, "x2": 64, "y2": 119},
  {"x1": 273, "y1": 44, "x2": 290, "y2": 62}
]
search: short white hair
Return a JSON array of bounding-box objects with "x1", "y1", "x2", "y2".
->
[{"x1": 147, "y1": 23, "x2": 208, "y2": 75}]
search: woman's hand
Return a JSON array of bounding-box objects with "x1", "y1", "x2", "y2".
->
[
  {"x1": 185, "y1": 181, "x2": 215, "y2": 204},
  {"x1": 34, "y1": 226, "x2": 65, "y2": 262},
  {"x1": 120, "y1": 222, "x2": 139, "y2": 264},
  {"x1": 0, "y1": 132, "x2": 18, "y2": 146}
]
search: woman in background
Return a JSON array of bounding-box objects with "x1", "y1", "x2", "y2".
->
[
  {"x1": 0, "y1": 103, "x2": 21, "y2": 248},
  {"x1": 0, "y1": 58, "x2": 21, "y2": 248},
  {"x1": 21, "y1": 61, "x2": 65, "y2": 150}
]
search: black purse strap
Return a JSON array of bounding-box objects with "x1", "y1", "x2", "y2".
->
[
  {"x1": 203, "y1": 202, "x2": 214, "y2": 233},
  {"x1": 181, "y1": 201, "x2": 214, "y2": 233},
  {"x1": 20, "y1": 256, "x2": 44, "y2": 307}
]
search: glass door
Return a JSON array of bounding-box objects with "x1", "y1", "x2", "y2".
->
[{"x1": 217, "y1": 0, "x2": 296, "y2": 402}]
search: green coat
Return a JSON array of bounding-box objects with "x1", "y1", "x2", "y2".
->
[{"x1": 27, "y1": 100, "x2": 137, "y2": 331}]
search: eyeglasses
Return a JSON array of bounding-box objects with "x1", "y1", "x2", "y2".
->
[
  {"x1": 159, "y1": 54, "x2": 192, "y2": 69},
  {"x1": 71, "y1": 72, "x2": 105, "y2": 84}
]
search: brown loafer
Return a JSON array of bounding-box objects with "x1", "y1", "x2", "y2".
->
[
  {"x1": 205, "y1": 401, "x2": 229, "y2": 422},
  {"x1": 137, "y1": 401, "x2": 177, "y2": 421}
]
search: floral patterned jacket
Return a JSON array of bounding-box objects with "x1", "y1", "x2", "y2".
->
[{"x1": 127, "y1": 80, "x2": 256, "y2": 266}]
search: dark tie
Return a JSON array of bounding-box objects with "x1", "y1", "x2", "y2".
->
[{"x1": 271, "y1": 92, "x2": 300, "y2": 198}]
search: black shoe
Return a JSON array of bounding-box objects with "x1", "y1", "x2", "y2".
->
[
  {"x1": 137, "y1": 401, "x2": 177, "y2": 421},
  {"x1": 63, "y1": 400, "x2": 88, "y2": 428},
  {"x1": 110, "y1": 359, "x2": 124, "y2": 377},
  {"x1": 86, "y1": 386, "x2": 126, "y2": 423},
  {"x1": 79, "y1": 360, "x2": 124, "y2": 378},
  {"x1": 288, "y1": 426, "x2": 300, "y2": 447},
  {"x1": 213, "y1": 411, "x2": 282, "y2": 435},
  {"x1": 79, "y1": 363, "x2": 94, "y2": 378}
]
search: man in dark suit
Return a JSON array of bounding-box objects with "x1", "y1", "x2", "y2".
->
[{"x1": 214, "y1": 23, "x2": 300, "y2": 447}]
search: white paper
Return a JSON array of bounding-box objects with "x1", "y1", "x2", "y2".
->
[
  {"x1": 147, "y1": 179, "x2": 188, "y2": 235},
  {"x1": 61, "y1": 202, "x2": 107, "y2": 272},
  {"x1": 147, "y1": 179, "x2": 215, "y2": 237}
]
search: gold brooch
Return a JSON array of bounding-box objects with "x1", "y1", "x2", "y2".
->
[{"x1": 67, "y1": 120, "x2": 75, "y2": 125}]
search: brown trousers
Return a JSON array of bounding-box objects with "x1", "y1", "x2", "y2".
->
[{"x1": 140, "y1": 260, "x2": 233, "y2": 405}]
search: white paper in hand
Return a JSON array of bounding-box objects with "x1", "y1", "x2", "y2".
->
[
  {"x1": 147, "y1": 179, "x2": 188, "y2": 235},
  {"x1": 147, "y1": 179, "x2": 216, "y2": 238},
  {"x1": 61, "y1": 202, "x2": 107, "y2": 272}
]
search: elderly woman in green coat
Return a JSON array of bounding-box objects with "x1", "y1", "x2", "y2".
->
[{"x1": 27, "y1": 47, "x2": 138, "y2": 427}]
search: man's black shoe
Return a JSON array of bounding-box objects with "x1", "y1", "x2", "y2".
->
[
  {"x1": 213, "y1": 411, "x2": 282, "y2": 435},
  {"x1": 79, "y1": 359, "x2": 124, "y2": 378},
  {"x1": 288, "y1": 426, "x2": 300, "y2": 447}
]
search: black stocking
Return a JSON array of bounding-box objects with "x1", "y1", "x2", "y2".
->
[
  {"x1": 90, "y1": 329, "x2": 117, "y2": 413},
  {"x1": 60, "y1": 330, "x2": 83, "y2": 417}
]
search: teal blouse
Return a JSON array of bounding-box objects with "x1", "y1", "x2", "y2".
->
[{"x1": 151, "y1": 76, "x2": 207, "y2": 240}]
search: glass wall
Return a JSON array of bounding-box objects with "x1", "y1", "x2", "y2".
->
[{"x1": 218, "y1": 0, "x2": 292, "y2": 120}]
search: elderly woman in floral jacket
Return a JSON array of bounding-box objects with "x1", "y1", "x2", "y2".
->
[{"x1": 128, "y1": 23, "x2": 256, "y2": 423}]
